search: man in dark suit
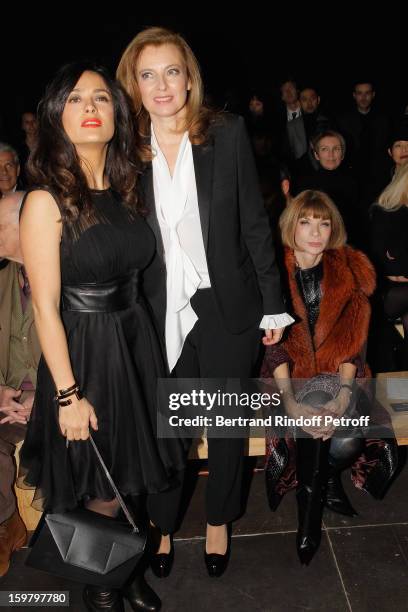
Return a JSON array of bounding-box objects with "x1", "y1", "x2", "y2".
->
[
  {"x1": 337, "y1": 80, "x2": 391, "y2": 212},
  {"x1": 276, "y1": 77, "x2": 306, "y2": 164},
  {"x1": 299, "y1": 86, "x2": 332, "y2": 143}
]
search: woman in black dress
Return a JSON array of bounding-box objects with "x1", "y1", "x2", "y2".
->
[{"x1": 18, "y1": 62, "x2": 184, "y2": 612}]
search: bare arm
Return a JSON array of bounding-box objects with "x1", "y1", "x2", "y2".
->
[
  {"x1": 20, "y1": 191, "x2": 97, "y2": 440},
  {"x1": 338, "y1": 362, "x2": 357, "y2": 386},
  {"x1": 324, "y1": 362, "x2": 358, "y2": 417},
  {"x1": 21, "y1": 191, "x2": 73, "y2": 389}
]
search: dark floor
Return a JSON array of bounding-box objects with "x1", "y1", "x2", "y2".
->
[{"x1": 1, "y1": 456, "x2": 408, "y2": 612}]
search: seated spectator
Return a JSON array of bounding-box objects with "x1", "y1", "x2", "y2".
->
[
  {"x1": 252, "y1": 130, "x2": 280, "y2": 177},
  {"x1": 294, "y1": 86, "x2": 334, "y2": 174},
  {"x1": 280, "y1": 77, "x2": 302, "y2": 122},
  {"x1": 0, "y1": 144, "x2": 22, "y2": 197},
  {"x1": 280, "y1": 164, "x2": 293, "y2": 208},
  {"x1": 371, "y1": 119, "x2": 408, "y2": 206},
  {"x1": 337, "y1": 80, "x2": 390, "y2": 209},
  {"x1": 0, "y1": 192, "x2": 40, "y2": 577},
  {"x1": 18, "y1": 112, "x2": 38, "y2": 183},
  {"x1": 21, "y1": 112, "x2": 38, "y2": 153},
  {"x1": 388, "y1": 119, "x2": 408, "y2": 175},
  {"x1": 294, "y1": 130, "x2": 360, "y2": 246},
  {"x1": 246, "y1": 93, "x2": 269, "y2": 135},
  {"x1": 299, "y1": 86, "x2": 331, "y2": 144},
  {"x1": 299, "y1": 86, "x2": 320, "y2": 115},
  {"x1": 370, "y1": 163, "x2": 408, "y2": 369},
  {"x1": 262, "y1": 164, "x2": 292, "y2": 236},
  {"x1": 278, "y1": 77, "x2": 308, "y2": 165},
  {"x1": 245, "y1": 92, "x2": 279, "y2": 170},
  {"x1": 262, "y1": 190, "x2": 398, "y2": 565}
]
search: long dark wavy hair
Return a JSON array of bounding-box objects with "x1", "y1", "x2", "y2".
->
[{"x1": 27, "y1": 61, "x2": 143, "y2": 231}]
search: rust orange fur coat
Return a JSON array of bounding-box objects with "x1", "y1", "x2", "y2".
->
[{"x1": 261, "y1": 245, "x2": 376, "y2": 379}]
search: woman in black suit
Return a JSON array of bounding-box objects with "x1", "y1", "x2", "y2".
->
[{"x1": 117, "y1": 27, "x2": 290, "y2": 577}]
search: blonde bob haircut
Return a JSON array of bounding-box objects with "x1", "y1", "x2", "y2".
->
[
  {"x1": 117, "y1": 27, "x2": 215, "y2": 160},
  {"x1": 378, "y1": 162, "x2": 408, "y2": 211},
  {"x1": 280, "y1": 190, "x2": 347, "y2": 250}
]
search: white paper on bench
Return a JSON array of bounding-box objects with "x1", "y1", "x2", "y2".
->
[{"x1": 386, "y1": 378, "x2": 408, "y2": 400}]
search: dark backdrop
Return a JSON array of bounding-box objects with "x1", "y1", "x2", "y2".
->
[{"x1": 1, "y1": 14, "x2": 406, "y2": 145}]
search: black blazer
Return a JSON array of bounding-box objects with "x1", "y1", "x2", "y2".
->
[
  {"x1": 141, "y1": 114, "x2": 284, "y2": 341},
  {"x1": 370, "y1": 204, "x2": 408, "y2": 276}
]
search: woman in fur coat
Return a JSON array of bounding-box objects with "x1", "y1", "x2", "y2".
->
[{"x1": 261, "y1": 189, "x2": 398, "y2": 565}]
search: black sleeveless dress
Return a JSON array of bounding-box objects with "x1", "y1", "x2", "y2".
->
[{"x1": 19, "y1": 189, "x2": 185, "y2": 512}]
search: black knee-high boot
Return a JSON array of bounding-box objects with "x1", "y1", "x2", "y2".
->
[
  {"x1": 295, "y1": 437, "x2": 330, "y2": 565},
  {"x1": 325, "y1": 437, "x2": 364, "y2": 517}
]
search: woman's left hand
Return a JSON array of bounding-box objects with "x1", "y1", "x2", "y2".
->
[
  {"x1": 263, "y1": 327, "x2": 284, "y2": 345},
  {"x1": 318, "y1": 392, "x2": 350, "y2": 440},
  {"x1": 323, "y1": 389, "x2": 350, "y2": 418}
]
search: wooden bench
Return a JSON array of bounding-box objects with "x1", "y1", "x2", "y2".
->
[
  {"x1": 376, "y1": 371, "x2": 408, "y2": 446},
  {"x1": 14, "y1": 440, "x2": 42, "y2": 531}
]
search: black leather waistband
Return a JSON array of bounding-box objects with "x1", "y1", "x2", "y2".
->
[{"x1": 61, "y1": 271, "x2": 139, "y2": 312}]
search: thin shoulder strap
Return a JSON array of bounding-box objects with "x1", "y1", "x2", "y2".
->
[{"x1": 89, "y1": 435, "x2": 139, "y2": 533}]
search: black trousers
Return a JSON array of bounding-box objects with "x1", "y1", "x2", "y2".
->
[
  {"x1": 147, "y1": 288, "x2": 262, "y2": 531},
  {"x1": 384, "y1": 281, "x2": 408, "y2": 369}
]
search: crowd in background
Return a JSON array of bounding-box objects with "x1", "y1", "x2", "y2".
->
[{"x1": 242, "y1": 78, "x2": 408, "y2": 374}]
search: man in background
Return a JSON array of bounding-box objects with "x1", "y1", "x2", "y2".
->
[
  {"x1": 0, "y1": 192, "x2": 40, "y2": 577},
  {"x1": 0, "y1": 144, "x2": 22, "y2": 198}
]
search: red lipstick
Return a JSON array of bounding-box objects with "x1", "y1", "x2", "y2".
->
[{"x1": 81, "y1": 119, "x2": 102, "y2": 127}]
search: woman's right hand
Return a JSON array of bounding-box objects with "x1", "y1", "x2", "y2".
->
[
  {"x1": 285, "y1": 397, "x2": 334, "y2": 439},
  {"x1": 59, "y1": 397, "x2": 98, "y2": 441}
]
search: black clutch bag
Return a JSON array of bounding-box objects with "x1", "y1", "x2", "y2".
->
[{"x1": 25, "y1": 436, "x2": 146, "y2": 588}]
